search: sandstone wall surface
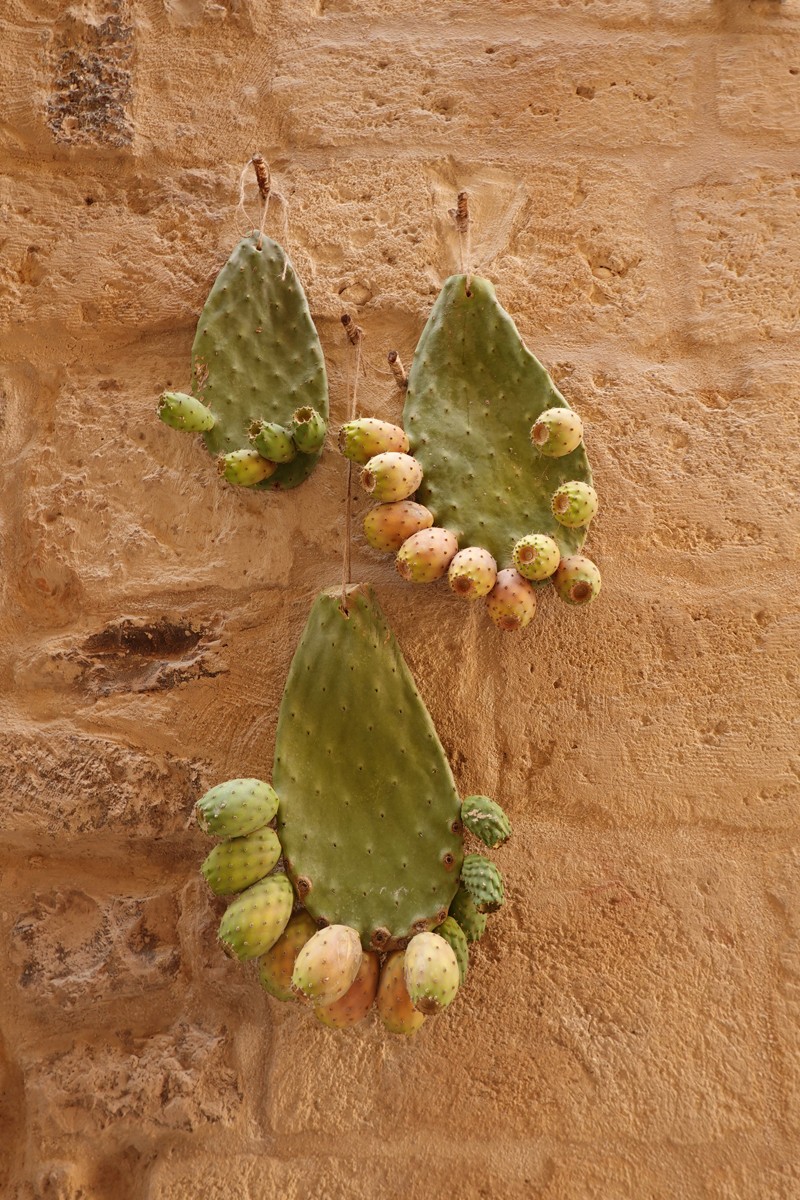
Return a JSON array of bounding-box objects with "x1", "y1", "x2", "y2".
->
[{"x1": 1, "y1": 0, "x2": 799, "y2": 1197}]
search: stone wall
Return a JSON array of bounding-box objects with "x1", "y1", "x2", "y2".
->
[{"x1": 2, "y1": 1, "x2": 800, "y2": 1196}]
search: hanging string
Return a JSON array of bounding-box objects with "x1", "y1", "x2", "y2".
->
[
  {"x1": 449, "y1": 190, "x2": 472, "y2": 296},
  {"x1": 340, "y1": 313, "x2": 364, "y2": 614},
  {"x1": 237, "y1": 153, "x2": 290, "y2": 279}
]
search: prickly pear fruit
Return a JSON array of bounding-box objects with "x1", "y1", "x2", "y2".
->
[
  {"x1": 396, "y1": 527, "x2": 458, "y2": 583},
  {"x1": 486, "y1": 568, "x2": 537, "y2": 631},
  {"x1": 377, "y1": 950, "x2": 426, "y2": 1035},
  {"x1": 316, "y1": 950, "x2": 380, "y2": 1029},
  {"x1": 364, "y1": 500, "x2": 434, "y2": 553},
  {"x1": 434, "y1": 916, "x2": 469, "y2": 985},
  {"x1": 292, "y1": 406, "x2": 327, "y2": 454},
  {"x1": 404, "y1": 932, "x2": 460, "y2": 1015},
  {"x1": 291, "y1": 924, "x2": 363, "y2": 1008},
  {"x1": 361, "y1": 452, "x2": 423, "y2": 503},
  {"x1": 258, "y1": 910, "x2": 318, "y2": 1002},
  {"x1": 461, "y1": 854, "x2": 504, "y2": 914},
  {"x1": 201, "y1": 827, "x2": 281, "y2": 895},
  {"x1": 217, "y1": 448, "x2": 276, "y2": 487},
  {"x1": 449, "y1": 885, "x2": 487, "y2": 943},
  {"x1": 530, "y1": 407, "x2": 584, "y2": 458},
  {"x1": 512, "y1": 534, "x2": 560, "y2": 582},
  {"x1": 248, "y1": 420, "x2": 297, "y2": 464},
  {"x1": 460, "y1": 795, "x2": 511, "y2": 849},
  {"x1": 338, "y1": 417, "x2": 409, "y2": 465},
  {"x1": 551, "y1": 481, "x2": 598, "y2": 529},
  {"x1": 218, "y1": 873, "x2": 293, "y2": 961},
  {"x1": 448, "y1": 547, "x2": 498, "y2": 599},
  {"x1": 157, "y1": 391, "x2": 215, "y2": 432},
  {"x1": 196, "y1": 778, "x2": 279, "y2": 838},
  {"x1": 553, "y1": 554, "x2": 602, "y2": 606}
]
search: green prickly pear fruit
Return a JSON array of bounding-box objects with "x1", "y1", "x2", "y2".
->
[
  {"x1": 248, "y1": 420, "x2": 297, "y2": 464},
  {"x1": 291, "y1": 924, "x2": 363, "y2": 1008},
  {"x1": 292, "y1": 406, "x2": 327, "y2": 454},
  {"x1": 486, "y1": 568, "x2": 537, "y2": 631},
  {"x1": 377, "y1": 950, "x2": 426, "y2": 1036},
  {"x1": 361, "y1": 452, "x2": 423, "y2": 503},
  {"x1": 258, "y1": 910, "x2": 318, "y2": 1002},
  {"x1": 553, "y1": 554, "x2": 601, "y2": 606},
  {"x1": 551, "y1": 481, "x2": 598, "y2": 529},
  {"x1": 217, "y1": 448, "x2": 276, "y2": 487},
  {"x1": 434, "y1": 916, "x2": 469, "y2": 985},
  {"x1": 530, "y1": 407, "x2": 584, "y2": 458},
  {"x1": 157, "y1": 391, "x2": 215, "y2": 432},
  {"x1": 218, "y1": 872, "x2": 293, "y2": 961},
  {"x1": 512, "y1": 534, "x2": 560, "y2": 582},
  {"x1": 461, "y1": 854, "x2": 504, "y2": 914},
  {"x1": 449, "y1": 886, "x2": 487, "y2": 943},
  {"x1": 316, "y1": 950, "x2": 380, "y2": 1029},
  {"x1": 404, "y1": 932, "x2": 460, "y2": 1015},
  {"x1": 396, "y1": 527, "x2": 458, "y2": 584},
  {"x1": 338, "y1": 418, "x2": 409, "y2": 465},
  {"x1": 447, "y1": 547, "x2": 497, "y2": 599},
  {"x1": 363, "y1": 500, "x2": 434, "y2": 553},
  {"x1": 196, "y1": 778, "x2": 279, "y2": 838},
  {"x1": 460, "y1": 795, "x2": 511, "y2": 849},
  {"x1": 201, "y1": 827, "x2": 281, "y2": 895}
]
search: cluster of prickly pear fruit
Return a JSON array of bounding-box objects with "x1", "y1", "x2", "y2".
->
[{"x1": 156, "y1": 232, "x2": 329, "y2": 491}]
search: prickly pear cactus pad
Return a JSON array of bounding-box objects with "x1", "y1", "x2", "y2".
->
[
  {"x1": 273, "y1": 584, "x2": 464, "y2": 950},
  {"x1": 403, "y1": 274, "x2": 593, "y2": 566},
  {"x1": 191, "y1": 232, "x2": 328, "y2": 490}
]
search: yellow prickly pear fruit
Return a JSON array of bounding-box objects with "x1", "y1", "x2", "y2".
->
[
  {"x1": 447, "y1": 547, "x2": 497, "y2": 599},
  {"x1": 396, "y1": 527, "x2": 458, "y2": 584},
  {"x1": 360, "y1": 452, "x2": 423, "y2": 502},
  {"x1": 339, "y1": 417, "x2": 409, "y2": 465},
  {"x1": 363, "y1": 501, "x2": 433, "y2": 553},
  {"x1": 291, "y1": 924, "x2": 363, "y2": 1008},
  {"x1": 377, "y1": 950, "x2": 426, "y2": 1036},
  {"x1": 316, "y1": 950, "x2": 380, "y2": 1029},
  {"x1": 553, "y1": 555, "x2": 601, "y2": 606},
  {"x1": 258, "y1": 911, "x2": 318, "y2": 1002},
  {"x1": 217, "y1": 448, "x2": 276, "y2": 486},
  {"x1": 485, "y1": 568, "x2": 537, "y2": 631},
  {"x1": 530, "y1": 407, "x2": 583, "y2": 457},
  {"x1": 404, "y1": 932, "x2": 460, "y2": 1015},
  {"x1": 512, "y1": 534, "x2": 560, "y2": 581}
]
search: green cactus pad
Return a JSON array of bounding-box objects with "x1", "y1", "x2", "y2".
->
[
  {"x1": 460, "y1": 795, "x2": 511, "y2": 849},
  {"x1": 274, "y1": 585, "x2": 463, "y2": 950},
  {"x1": 462, "y1": 853, "x2": 504, "y2": 914},
  {"x1": 449, "y1": 885, "x2": 487, "y2": 943},
  {"x1": 191, "y1": 233, "x2": 328, "y2": 491},
  {"x1": 403, "y1": 274, "x2": 593, "y2": 567},
  {"x1": 435, "y1": 915, "x2": 469, "y2": 984}
]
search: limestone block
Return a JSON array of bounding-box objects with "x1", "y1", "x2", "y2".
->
[{"x1": 718, "y1": 39, "x2": 800, "y2": 140}]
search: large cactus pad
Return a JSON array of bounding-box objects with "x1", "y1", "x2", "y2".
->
[
  {"x1": 403, "y1": 275, "x2": 593, "y2": 566},
  {"x1": 274, "y1": 585, "x2": 463, "y2": 950},
  {"x1": 191, "y1": 233, "x2": 328, "y2": 491}
]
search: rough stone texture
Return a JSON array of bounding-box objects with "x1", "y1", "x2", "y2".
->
[{"x1": 1, "y1": 1, "x2": 799, "y2": 1197}]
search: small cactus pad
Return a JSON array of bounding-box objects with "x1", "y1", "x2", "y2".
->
[
  {"x1": 434, "y1": 916, "x2": 469, "y2": 985},
  {"x1": 449, "y1": 885, "x2": 487, "y2": 943},
  {"x1": 404, "y1": 931, "x2": 460, "y2": 1015},
  {"x1": 316, "y1": 950, "x2": 380, "y2": 1029},
  {"x1": 403, "y1": 275, "x2": 593, "y2": 566},
  {"x1": 201, "y1": 827, "x2": 281, "y2": 895},
  {"x1": 196, "y1": 778, "x2": 279, "y2": 838},
  {"x1": 157, "y1": 391, "x2": 215, "y2": 432},
  {"x1": 217, "y1": 873, "x2": 293, "y2": 961},
  {"x1": 191, "y1": 233, "x2": 329, "y2": 491},
  {"x1": 291, "y1": 924, "x2": 363, "y2": 1008},
  {"x1": 258, "y1": 910, "x2": 318, "y2": 1002},
  {"x1": 461, "y1": 854, "x2": 504, "y2": 914},
  {"x1": 460, "y1": 795, "x2": 511, "y2": 849},
  {"x1": 274, "y1": 585, "x2": 463, "y2": 948},
  {"x1": 377, "y1": 950, "x2": 426, "y2": 1036}
]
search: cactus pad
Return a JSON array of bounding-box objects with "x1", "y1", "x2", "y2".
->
[
  {"x1": 403, "y1": 274, "x2": 593, "y2": 567},
  {"x1": 274, "y1": 585, "x2": 463, "y2": 950},
  {"x1": 462, "y1": 854, "x2": 505, "y2": 914},
  {"x1": 449, "y1": 885, "x2": 487, "y2": 943},
  {"x1": 460, "y1": 795, "x2": 511, "y2": 849},
  {"x1": 191, "y1": 233, "x2": 328, "y2": 491}
]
